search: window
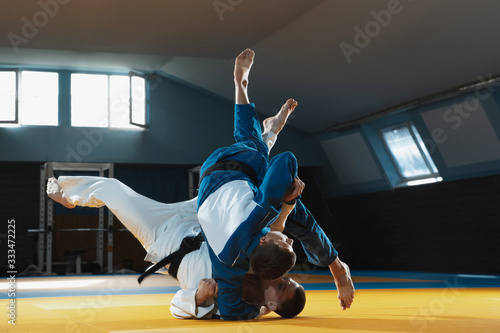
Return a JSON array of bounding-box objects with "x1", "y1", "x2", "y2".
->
[
  {"x1": 130, "y1": 75, "x2": 147, "y2": 127},
  {"x1": 71, "y1": 73, "x2": 147, "y2": 129},
  {"x1": 0, "y1": 70, "x2": 59, "y2": 126},
  {"x1": 0, "y1": 71, "x2": 17, "y2": 123},
  {"x1": 380, "y1": 123, "x2": 442, "y2": 186},
  {"x1": 21, "y1": 71, "x2": 59, "y2": 126}
]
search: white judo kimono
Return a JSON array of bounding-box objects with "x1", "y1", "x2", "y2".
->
[{"x1": 55, "y1": 176, "x2": 216, "y2": 319}]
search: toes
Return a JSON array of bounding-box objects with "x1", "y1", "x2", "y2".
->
[
  {"x1": 237, "y1": 52, "x2": 247, "y2": 61},
  {"x1": 284, "y1": 98, "x2": 298, "y2": 111},
  {"x1": 238, "y1": 48, "x2": 254, "y2": 60},
  {"x1": 342, "y1": 298, "x2": 351, "y2": 310},
  {"x1": 282, "y1": 99, "x2": 294, "y2": 109},
  {"x1": 338, "y1": 294, "x2": 354, "y2": 311}
]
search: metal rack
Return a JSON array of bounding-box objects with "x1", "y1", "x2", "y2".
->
[
  {"x1": 34, "y1": 162, "x2": 115, "y2": 274},
  {"x1": 188, "y1": 166, "x2": 201, "y2": 199}
]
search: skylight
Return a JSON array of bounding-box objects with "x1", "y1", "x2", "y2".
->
[{"x1": 380, "y1": 122, "x2": 441, "y2": 186}]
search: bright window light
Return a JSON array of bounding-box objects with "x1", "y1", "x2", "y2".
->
[
  {"x1": 109, "y1": 75, "x2": 131, "y2": 128},
  {"x1": 0, "y1": 71, "x2": 17, "y2": 122},
  {"x1": 20, "y1": 71, "x2": 59, "y2": 126},
  {"x1": 131, "y1": 76, "x2": 146, "y2": 126},
  {"x1": 1, "y1": 71, "x2": 58, "y2": 126},
  {"x1": 381, "y1": 122, "x2": 441, "y2": 185},
  {"x1": 407, "y1": 177, "x2": 443, "y2": 186},
  {"x1": 410, "y1": 123, "x2": 438, "y2": 174},
  {"x1": 72, "y1": 73, "x2": 147, "y2": 129},
  {"x1": 71, "y1": 74, "x2": 109, "y2": 127}
]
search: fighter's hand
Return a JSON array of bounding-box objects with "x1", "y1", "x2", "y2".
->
[
  {"x1": 195, "y1": 278, "x2": 219, "y2": 307},
  {"x1": 283, "y1": 177, "x2": 305, "y2": 203}
]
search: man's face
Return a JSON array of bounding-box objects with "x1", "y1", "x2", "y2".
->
[
  {"x1": 260, "y1": 231, "x2": 294, "y2": 252},
  {"x1": 263, "y1": 276, "x2": 300, "y2": 304}
]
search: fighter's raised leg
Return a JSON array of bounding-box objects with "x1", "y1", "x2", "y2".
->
[
  {"x1": 47, "y1": 177, "x2": 76, "y2": 209},
  {"x1": 47, "y1": 176, "x2": 198, "y2": 251},
  {"x1": 234, "y1": 48, "x2": 254, "y2": 105},
  {"x1": 263, "y1": 98, "x2": 298, "y2": 136}
]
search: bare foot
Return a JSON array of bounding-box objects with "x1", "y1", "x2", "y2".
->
[
  {"x1": 263, "y1": 98, "x2": 298, "y2": 135},
  {"x1": 46, "y1": 177, "x2": 75, "y2": 209},
  {"x1": 234, "y1": 48, "x2": 255, "y2": 88},
  {"x1": 329, "y1": 258, "x2": 355, "y2": 310}
]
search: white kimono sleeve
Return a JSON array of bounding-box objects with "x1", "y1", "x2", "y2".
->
[{"x1": 170, "y1": 289, "x2": 219, "y2": 319}]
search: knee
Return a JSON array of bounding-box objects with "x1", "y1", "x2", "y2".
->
[
  {"x1": 103, "y1": 178, "x2": 122, "y2": 190},
  {"x1": 273, "y1": 151, "x2": 297, "y2": 170}
]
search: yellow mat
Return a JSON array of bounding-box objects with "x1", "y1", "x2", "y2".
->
[{"x1": 2, "y1": 276, "x2": 500, "y2": 333}]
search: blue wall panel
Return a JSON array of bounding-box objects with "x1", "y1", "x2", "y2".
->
[{"x1": 0, "y1": 71, "x2": 321, "y2": 167}]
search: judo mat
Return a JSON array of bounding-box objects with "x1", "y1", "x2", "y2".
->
[{"x1": 2, "y1": 270, "x2": 500, "y2": 333}]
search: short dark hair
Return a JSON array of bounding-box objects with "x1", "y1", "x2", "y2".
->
[
  {"x1": 249, "y1": 242, "x2": 296, "y2": 280},
  {"x1": 275, "y1": 284, "x2": 306, "y2": 318}
]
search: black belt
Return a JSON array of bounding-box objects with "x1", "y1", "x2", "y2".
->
[
  {"x1": 138, "y1": 232, "x2": 205, "y2": 284},
  {"x1": 199, "y1": 160, "x2": 258, "y2": 186}
]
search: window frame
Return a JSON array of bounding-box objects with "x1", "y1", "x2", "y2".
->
[
  {"x1": 1, "y1": 67, "x2": 149, "y2": 129},
  {"x1": 1, "y1": 69, "x2": 60, "y2": 126},
  {"x1": 19, "y1": 70, "x2": 60, "y2": 126},
  {"x1": 128, "y1": 71, "x2": 148, "y2": 129},
  {"x1": 379, "y1": 122, "x2": 441, "y2": 184},
  {"x1": 0, "y1": 69, "x2": 20, "y2": 124},
  {"x1": 70, "y1": 71, "x2": 149, "y2": 130}
]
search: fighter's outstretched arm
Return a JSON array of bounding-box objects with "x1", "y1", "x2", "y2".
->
[{"x1": 284, "y1": 200, "x2": 355, "y2": 311}]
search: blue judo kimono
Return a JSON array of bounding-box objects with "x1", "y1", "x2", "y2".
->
[{"x1": 197, "y1": 103, "x2": 338, "y2": 320}]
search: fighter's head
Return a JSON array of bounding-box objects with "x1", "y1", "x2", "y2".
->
[
  {"x1": 265, "y1": 276, "x2": 306, "y2": 318},
  {"x1": 243, "y1": 274, "x2": 306, "y2": 318},
  {"x1": 249, "y1": 231, "x2": 296, "y2": 280}
]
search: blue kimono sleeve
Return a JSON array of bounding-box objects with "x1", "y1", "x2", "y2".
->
[
  {"x1": 209, "y1": 248, "x2": 260, "y2": 320},
  {"x1": 284, "y1": 199, "x2": 339, "y2": 267}
]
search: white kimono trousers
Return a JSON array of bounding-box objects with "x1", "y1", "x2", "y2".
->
[{"x1": 56, "y1": 176, "x2": 216, "y2": 319}]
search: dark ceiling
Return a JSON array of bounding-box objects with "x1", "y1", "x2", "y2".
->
[{"x1": 2, "y1": 0, "x2": 500, "y2": 134}]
